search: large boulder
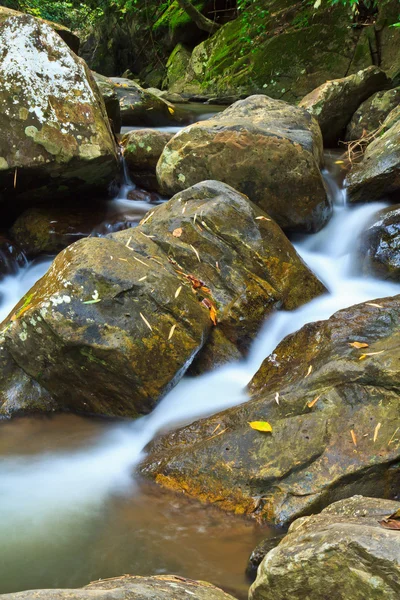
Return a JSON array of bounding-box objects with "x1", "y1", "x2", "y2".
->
[
  {"x1": 140, "y1": 295, "x2": 400, "y2": 525},
  {"x1": 345, "y1": 87, "x2": 400, "y2": 141},
  {"x1": 0, "y1": 575, "x2": 238, "y2": 600},
  {"x1": 250, "y1": 496, "x2": 400, "y2": 600},
  {"x1": 299, "y1": 66, "x2": 389, "y2": 146},
  {"x1": 165, "y1": 42, "x2": 192, "y2": 92},
  {"x1": 0, "y1": 12, "x2": 118, "y2": 204},
  {"x1": 357, "y1": 204, "x2": 400, "y2": 280},
  {"x1": 92, "y1": 72, "x2": 122, "y2": 133},
  {"x1": 0, "y1": 181, "x2": 324, "y2": 418},
  {"x1": 346, "y1": 105, "x2": 400, "y2": 203},
  {"x1": 110, "y1": 77, "x2": 186, "y2": 127},
  {"x1": 121, "y1": 129, "x2": 173, "y2": 191},
  {"x1": 0, "y1": 6, "x2": 80, "y2": 54},
  {"x1": 157, "y1": 95, "x2": 330, "y2": 233}
]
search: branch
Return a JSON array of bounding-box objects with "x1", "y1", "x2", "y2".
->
[{"x1": 176, "y1": 0, "x2": 221, "y2": 34}]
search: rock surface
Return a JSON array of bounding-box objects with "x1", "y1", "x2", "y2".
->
[
  {"x1": 250, "y1": 496, "x2": 400, "y2": 600},
  {"x1": 0, "y1": 181, "x2": 324, "y2": 418},
  {"x1": 157, "y1": 95, "x2": 330, "y2": 233},
  {"x1": 140, "y1": 295, "x2": 400, "y2": 525},
  {"x1": 299, "y1": 66, "x2": 389, "y2": 146},
  {"x1": 345, "y1": 87, "x2": 400, "y2": 141},
  {"x1": 357, "y1": 204, "x2": 400, "y2": 280},
  {"x1": 346, "y1": 105, "x2": 400, "y2": 202},
  {"x1": 121, "y1": 129, "x2": 173, "y2": 191},
  {"x1": 92, "y1": 71, "x2": 122, "y2": 133},
  {"x1": 0, "y1": 12, "x2": 118, "y2": 204},
  {"x1": 0, "y1": 575, "x2": 238, "y2": 600}
]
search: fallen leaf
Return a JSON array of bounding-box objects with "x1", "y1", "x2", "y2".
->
[
  {"x1": 349, "y1": 341, "x2": 369, "y2": 349},
  {"x1": 255, "y1": 216, "x2": 271, "y2": 221},
  {"x1": 379, "y1": 509, "x2": 400, "y2": 530},
  {"x1": 248, "y1": 421, "x2": 273, "y2": 433},
  {"x1": 275, "y1": 392, "x2": 280, "y2": 405},
  {"x1": 186, "y1": 274, "x2": 210, "y2": 293},
  {"x1": 373, "y1": 422, "x2": 381, "y2": 443},
  {"x1": 305, "y1": 365, "x2": 313, "y2": 377},
  {"x1": 11, "y1": 303, "x2": 32, "y2": 321},
  {"x1": 140, "y1": 211, "x2": 154, "y2": 226},
  {"x1": 173, "y1": 227, "x2": 183, "y2": 237},
  {"x1": 138, "y1": 276, "x2": 147, "y2": 282},
  {"x1": 350, "y1": 429, "x2": 357, "y2": 447},
  {"x1": 83, "y1": 299, "x2": 101, "y2": 304},
  {"x1": 202, "y1": 297, "x2": 217, "y2": 326},
  {"x1": 139, "y1": 312, "x2": 153, "y2": 331},
  {"x1": 359, "y1": 350, "x2": 385, "y2": 360},
  {"x1": 190, "y1": 244, "x2": 200, "y2": 262},
  {"x1": 334, "y1": 160, "x2": 344, "y2": 164},
  {"x1": 307, "y1": 395, "x2": 321, "y2": 409},
  {"x1": 168, "y1": 106, "x2": 175, "y2": 114},
  {"x1": 366, "y1": 303, "x2": 383, "y2": 308},
  {"x1": 175, "y1": 286, "x2": 182, "y2": 299},
  {"x1": 132, "y1": 255, "x2": 148, "y2": 267},
  {"x1": 168, "y1": 324, "x2": 176, "y2": 340}
]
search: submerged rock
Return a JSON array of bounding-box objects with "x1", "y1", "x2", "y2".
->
[
  {"x1": 0, "y1": 12, "x2": 118, "y2": 204},
  {"x1": 250, "y1": 496, "x2": 400, "y2": 600},
  {"x1": 345, "y1": 87, "x2": 400, "y2": 141},
  {"x1": 0, "y1": 575, "x2": 238, "y2": 600},
  {"x1": 346, "y1": 105, "x2": 400, "y2": 202},
  {"x1": 0, "y1": 181, "x2": 324, "y2": 418},
  {"x1": 357, "y1": 204, "x2": 400, "y2": 280},
  {"x1": 121, "y1": 129, "x2": 173, "y2": 191},
  {"x1": 299, "y1": 66, "x2": 389, "y2": 146},
  {"x1": 140, "y1": 295, "x2": 400, "y2": 525},
  {"x1": 157, "y1": 95, "x2": 330, "y2": 233}
]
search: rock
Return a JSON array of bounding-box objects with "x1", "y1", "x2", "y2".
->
[
  {"x1": 92, "y1": 72, "x2": 122, "y2": 133},
  {"x1": 345, "y1": 87, "x2": 400, "y2": 141},
  {"x1": 0, "y1": 574, "x2": 238, "y2": 600},
  {"x1": 165, "y1": 42, "x2": 192, "y2": 92},
  {"x1": 0, "y1": 6, "x2": 80, "y2": 54},
  {"x1": 147, "y1": 88, "x2": 189, "y2": 104},
  {"x1": 246, "y1": 535, "x2": 285, "y2": 580},
  {"x1": 249, "y1": 496, "x2": 400, "y2": 600},
  {"x1": 10, "y1": 204, "x2": 108, "y2": 258},
  {"x1": 346, "y1": 106, "x2": 400, "y2": 203},
  {"x1": 121, "y1": 129, "x2": 173, "y2": 191},
  {"x1": 140, "y1": 295, "x2": 400, "y2": 526},
  {"x1": 357, "y1": 204, "x2": 400, "y2": 280},
  {"x1": 157, "y1": 95, "x2": 330, "y2": 233},
  {"x1": 110, "y1": 77, "x2": 185, "y2": 126},
  {"x1": 299, "y1": 67, "x2": 389, "y2": 146},
  {"x1": 0, "y1": 12, "x2": 118, "y2": 204},
  {"x1": 0, "y1": 181, "x2": 324, "y2": 418}
]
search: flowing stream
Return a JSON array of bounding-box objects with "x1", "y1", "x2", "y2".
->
[{"x1": 0, "y1": 151, "x2": 399, "y2": 597}]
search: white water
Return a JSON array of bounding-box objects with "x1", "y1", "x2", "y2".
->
[{"x1": 0, "y1": 161, "x2": 399, "y2": 587}]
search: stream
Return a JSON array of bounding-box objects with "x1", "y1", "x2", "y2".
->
[{"x1": 0, "y1": 136, "x2": 399, "y2": 596}]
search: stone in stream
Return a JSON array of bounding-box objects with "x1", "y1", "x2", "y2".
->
[
  {"x1": 0, "y1": 575, "x2": 238, "y2": 600},
  {"x1": 121, "y1": 129, "x2": 173, "y2": 191},
  {"x1": 249, "y1": 496, "x2": 400, "y2": 600},
  {"x1": 109, "y1": 77, "x2": 187, "y2": 127},
  {"x1": 345, "y1": 87, "x2": 400, "y2": 142},
  {"x1": 157, "y1": 95, "x2": 330, "y2": 233},
  {"x1": 357, "y1": 204, "x2": 400, "y2": 281},
  {"x1": 0, "y1": 181, "x2": 325, "y2": 418},
  {"x1": 140, "y1": 295, "x2": 400, "y2": 526},
  {"x1": 0, "y1": 11, "x2": 118, "y2": 205},
  {"x1": 345, "y1": 104, "x2": 400, "y2": 203},
  {"x1": 299, "y1": 66, "x2": 389, "y2": 146}
]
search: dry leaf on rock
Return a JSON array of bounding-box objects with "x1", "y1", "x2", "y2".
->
[{"x1": 248, "y1": 421, "x2": 273, "y2": 433}]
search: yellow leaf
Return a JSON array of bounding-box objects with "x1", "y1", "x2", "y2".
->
[
  {"x1": 248, "y1": 421, "x2": 273, "y2": 433},
  {"x1": 373, "y1": 422, "x2": 381, "y2": 443},
  {"x1": 366, "y1": 303, "x2": 383, "y2": 308},
  {"x1": 175, "y1": 286, "x2": 182, "y2": 299},
  {"x1": 305, "y1": 365, "x2": 312, "y2": 377},
  {"x1": 307, "y1": 395, "x2": 321, "y2": 409},
  {"x1": 359, "y1": 350, "x2": 384, "y2": 360},
  {"x1": 334, "y1": 159, "x2": 344, "y2": 164},
  {"x1": 350, "y1": 429, "x2": 357, "y2": 447},
  {"x1": 172, "y1": 227, "x2": 182, "y2": 237},
  {"x1": 168, "y1": 324, "x2": 176, "y2": 340},
  {"x1": 349, "y1": 341, "x2": 369, "y2": 349},
  {"x1": 168, "y1": 106, "x2": 175, "y2": 114},
  {"x1": 255, "y1": 216, "x2": 271, "y2": 221}
]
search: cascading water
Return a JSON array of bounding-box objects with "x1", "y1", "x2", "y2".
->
[{"x1": 0, "y1": 154, "x2": 399, "y2": 596}]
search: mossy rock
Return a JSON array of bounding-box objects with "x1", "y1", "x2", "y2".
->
[
  {"x1": 0, "y1": 12, "x2": 118, "y2": 204},
  {"x1": 140, "y1": 295, "x2": 400, "y2": 526},
  {"x1": 121, "y1": 129, "x2": 173, "y2": 191},
  {"x1": 346, "y1": 87, "x2": 400, "y2": 141},
  {"x1": 250, "y1": 496, "x2": 400, "y2": 600},
  {"x1": 165, "y1": 43, "x2": 192, "y2": 92}
]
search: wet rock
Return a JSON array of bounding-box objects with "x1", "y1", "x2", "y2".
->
[
  {"x1": 10, "y1": 204, "x2": 108, "y2": 258},
  {"x1": 357, "y1": 204, "x2": 400, "y2": 280},
  {"x1": 157, "y1": 95, "x2": 330, "y2": 233},
  {"x1": 0, "y1": 6, "x2": 80, "y2": 53},
  {"x1": 0, "y1": 574, "x2": 238, "y2": 600},
  {"x1": 140, "y1": 295, "x2": 400, "y2": 526},
  {"x1": 165, "y1": 43, "x2": 192, "y2": 92},
  {"x1": 0, "y1": 12, "x2": 118, "y2": 204},
  {"x1": 246, "y1": 535, "x2": 285, "y2": 580},
  {"x1": 0, "y1": 235, "x2": 26, "y2": 277},
  {"x1": 147, "y1": 88, "x2": 189, "y2": 104},
  {"x1": 110, "y1": 77, "x2": 185, "y2": 127},
  {"x1": 249, "y1": 496, "x2": 400, "y2": 600},
  {"x1": 345, "y1": 87, "x2": 400, "y2": 141},
  {"x1": 299, "y1": 67, "x2": 389, "y2": 146},
  {"x1": 0, "y1": 181, "x2": 324, "y2": 418},
  {"x1": 92, "y1": 72, "x2": 122, "y2": 133},
  {"x1": 346, "y1": 106, "x2": 400, "y2": 203},
  {"x1": 121, "y1": 129, "x2": 173, "y2": 191}
]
